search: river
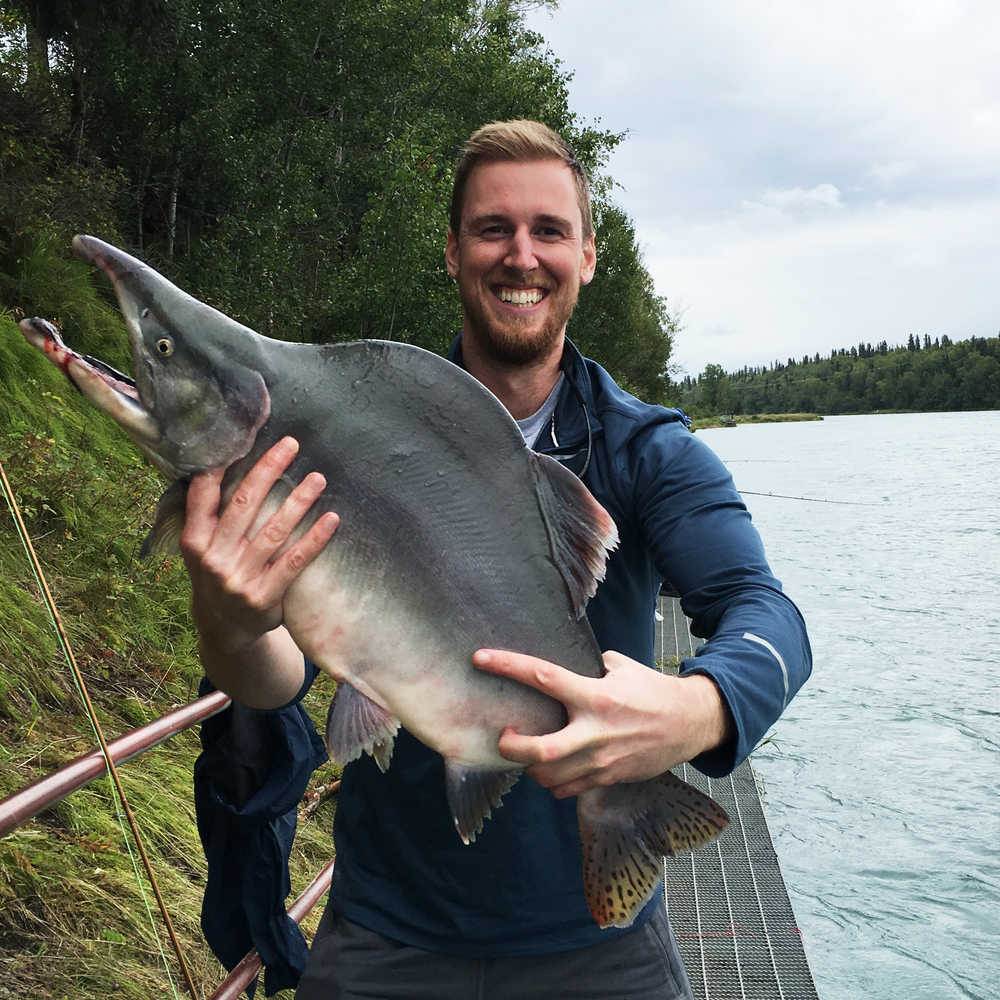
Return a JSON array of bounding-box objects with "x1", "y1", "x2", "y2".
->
[{"x1": 697, "y1": 412, "x2": 1000, "y2": 1000}]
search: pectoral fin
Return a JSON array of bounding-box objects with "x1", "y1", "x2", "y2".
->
[
  {"x1": 444, "y1": 762, "x2": 520, "y2": 845},
  {"x1": 139, "y1": 480, "x2": 189, "y2": 558},
  {"x1": 325, "y1": 683, "x2": 400, "y2": 772},
  {"x1": 577, "y1": 771, "x2": 729, "y2": 928}
]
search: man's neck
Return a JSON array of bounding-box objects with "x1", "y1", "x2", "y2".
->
[{"x1": 460, "y1": 332, "x2": 565, "y2": 420}]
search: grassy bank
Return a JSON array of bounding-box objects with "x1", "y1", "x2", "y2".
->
[
  {"x1": 0, "y1": 307, "x2": 339, "y2": 998},
  {"x1": 690, "y1": 412, "x2": 824, "y2": 431}
]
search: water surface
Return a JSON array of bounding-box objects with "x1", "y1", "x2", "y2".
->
[{"x1": 698, "y1": 412, "x2": 1000, "y2": 1000}]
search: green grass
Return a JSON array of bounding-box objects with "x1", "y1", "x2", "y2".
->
[{"x1": 0, "y1": 253, "x2": 339, "y2": 998}]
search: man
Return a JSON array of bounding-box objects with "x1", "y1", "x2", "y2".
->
[{"x1": 183, "y1": 120, "x2": 811, "y2": 998}]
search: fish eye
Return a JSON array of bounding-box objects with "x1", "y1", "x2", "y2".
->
[{"x1": 154, "y1": 337, "x2": 173, "y2": 357}]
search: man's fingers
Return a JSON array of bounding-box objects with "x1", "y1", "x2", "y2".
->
[
  {"x1": 211, "y1": 436, "x2": 300, "y2": 553},
  {"x1": 180, "y1": 467, "x2": 225, "y2": 559},
  {"x1": 240, "y1": 470, "x2": 330, "y2": 574},
  {"x1": 496, "y1": 725, "x2": 584, "y2": 767},
  {"x1": 497, "y1": 726, "x2": 608, "y2": 797},
  {"x1": 473, "y1": 648, "x2": 595, "y2": 705},
  {"x1": 263, "y1": 510, "x2": 340, "y2": 595},
  {"x1": 547, "y1": 776, "x2": 601, "y2": 800}
]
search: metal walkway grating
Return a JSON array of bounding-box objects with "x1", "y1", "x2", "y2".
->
[{"x1": 656, "y1": 595, "x2": 819, "y2": 1000}]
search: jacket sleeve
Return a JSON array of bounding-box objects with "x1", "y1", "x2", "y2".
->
[
  {"x1": 631, "y1": 422, "x2": 812, "y2": 777},
  {"x1": 194, "y1": 663, "x2": 326, "y2": 996}
]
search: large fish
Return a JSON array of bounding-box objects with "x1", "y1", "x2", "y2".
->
[{"x1": 19, "y1": 235, "x2": 728, "y2": 928}]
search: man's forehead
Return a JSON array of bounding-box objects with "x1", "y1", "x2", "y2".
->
[
  {"x1": 461, "y1": 159, "x2": 582, "y2": 227},
  {"x1": 465, "y1": 209, "x2": 577, "y2": 229}
]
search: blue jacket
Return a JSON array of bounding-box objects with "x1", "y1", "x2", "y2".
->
[
  {"x1": 194, "y1": 674, "x2": 327, "y2": 997},
  {"x1": 324, "y1": 336, "x2": 812, "y2": 955}
]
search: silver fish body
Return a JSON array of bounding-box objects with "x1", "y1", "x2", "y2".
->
[{"x1": 19, "y1": 235, "x2": 728, "y2": 928}]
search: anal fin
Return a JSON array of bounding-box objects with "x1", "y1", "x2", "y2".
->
[
  {"x1": 444, "y1": 762, "x2": 520, "y2": 845},
  {"x1": 325, "y1": 683, "x2": 400, "y2": 772},
  {"x1": 577, "y1": 770, "x2": 729, "y2": 929}
]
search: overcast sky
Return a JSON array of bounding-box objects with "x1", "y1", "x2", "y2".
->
[{"x1": 525, "y1": 1, "x2": 1000, "y2": 377}]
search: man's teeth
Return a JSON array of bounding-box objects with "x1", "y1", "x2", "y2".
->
[{"x1": 497, "y1": 287, "x2": 544, "y2": 306}]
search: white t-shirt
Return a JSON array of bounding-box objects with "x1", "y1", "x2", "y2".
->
[{"x1": 515, "y1": 375, "x2": 564, "y2": 448}]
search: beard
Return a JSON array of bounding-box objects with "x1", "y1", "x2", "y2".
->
[{"x1": 458, "y1": 280, "x2": 580, "y2": 367}]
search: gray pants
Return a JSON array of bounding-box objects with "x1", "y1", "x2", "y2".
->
[{"x1": 296, "y1": 905, "x2": 694, "y2": 1000}]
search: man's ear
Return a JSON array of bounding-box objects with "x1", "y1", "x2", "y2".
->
[
  {"x1": 445, "y1": 228, "x2": 459, "y2": 278},
  {"x1": 580, "y1": 234, "x2": 597, "y2": 286}
]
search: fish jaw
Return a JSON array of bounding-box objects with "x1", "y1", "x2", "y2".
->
[{"x1": 19, "y1": 316, "x2": 167, "y2": 466}]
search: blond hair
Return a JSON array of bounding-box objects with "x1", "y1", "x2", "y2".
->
[{"x1": 450, "y1": 120, "x2": 593, "y2": 238}]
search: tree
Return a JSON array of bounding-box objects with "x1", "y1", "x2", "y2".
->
[
  {"x1": 2, "y1": 0, "x2": 677, "y2": 392},
  {"x1": 697, "y1": 363, "x2": 733, "y2": 413},
  {"x1": 570, "y1": 202, "x2": 677, "y2": 403}
]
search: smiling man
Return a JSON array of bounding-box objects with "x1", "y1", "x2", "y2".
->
[
  {"x1": 186, "y1": 121, "x2": 811, "y2": 999},
  {"x1": 446, "y1": 152, "x2": 596, "y2": 388}
]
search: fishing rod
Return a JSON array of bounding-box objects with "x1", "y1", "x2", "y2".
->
[{"x1": 739, "y1": 490, "x2": 884, "y2": 506}]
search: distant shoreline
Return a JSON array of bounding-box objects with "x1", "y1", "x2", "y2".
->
[{"x1": 690, "y1": 412, "x2": 823, "y2": 430}]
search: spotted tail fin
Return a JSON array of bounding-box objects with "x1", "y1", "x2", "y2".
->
[{"x1": 577, "y1": 771, "x2": 729, "y2": 928}]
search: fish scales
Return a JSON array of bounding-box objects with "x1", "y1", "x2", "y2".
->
[
  {"x1": 17, "y1": 235, "x2": 729, "y2": 928},
  {"x1": 222, "y1": 340, "x2": 600, "y2": 721}
]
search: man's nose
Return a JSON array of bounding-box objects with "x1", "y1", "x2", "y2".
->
[{"x1": 504, "y1": 227, "x2": 538, "y2": 271}]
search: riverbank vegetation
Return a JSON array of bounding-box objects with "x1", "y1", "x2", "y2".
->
[
  {"x1": 0, "y1": 313, "x2": 343, "y2": 995},
  {"x1": 689, "y1": 413, "x2": 823, "y2": 431}
]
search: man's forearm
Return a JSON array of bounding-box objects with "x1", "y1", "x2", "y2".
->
[{"x1": 198, "y1": 623, "x2": 307, "y2": 710}]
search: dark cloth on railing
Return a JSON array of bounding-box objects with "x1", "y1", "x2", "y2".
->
[{"x1": 194, "y1": 668, "x2": 326, "y2": 998}]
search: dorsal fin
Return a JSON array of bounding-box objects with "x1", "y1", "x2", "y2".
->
[{"x1": 530, "y1": 453, "x2": 619, "y2": 619}]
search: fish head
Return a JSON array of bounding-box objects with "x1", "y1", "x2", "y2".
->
[{"x1": 20, "y1": 236, "x2": 271, "y2": 479}]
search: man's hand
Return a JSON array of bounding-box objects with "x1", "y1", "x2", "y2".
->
[
  {"x1": 473, "y1": 649, "x2": 733, "y2": 799},
  {"x1": 180, "y1": 436, "x2": 340, "y2": 652}
]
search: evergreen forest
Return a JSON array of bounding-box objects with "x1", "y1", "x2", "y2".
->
[{"x1": 677, "y1": 335, "x2": 1000, "y2": 417}]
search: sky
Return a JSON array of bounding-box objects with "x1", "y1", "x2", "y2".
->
[{"x1": 525, "y1": 1, "x2": 1000, "y2": 377}]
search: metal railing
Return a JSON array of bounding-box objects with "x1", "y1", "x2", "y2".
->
[
  {"x1": 0, "y1": 690, "x2": 230, "y2": 836},
  {"x1": 0, "y1": 688, "x2": 334, "y2": 999}
]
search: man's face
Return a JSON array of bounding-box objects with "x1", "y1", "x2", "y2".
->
[{"x1": 446, "y1": 159, "x2": 597, "y2": 366}]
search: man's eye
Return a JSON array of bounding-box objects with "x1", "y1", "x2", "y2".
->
[
  {"x1": 538, "y1": 227, "x2": 565, "y2": 239},
  {"x1": 482, "y1": 225, "x2": 507, "y2": 236}
]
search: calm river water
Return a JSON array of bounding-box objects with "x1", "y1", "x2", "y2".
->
[{"x1": 698, "y1": 412, "x2": 999, "y2": 1000}]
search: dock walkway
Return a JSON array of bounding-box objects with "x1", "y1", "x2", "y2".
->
[{"x1": 656, "y1": 595, "x2": 819, "y2": 1000}]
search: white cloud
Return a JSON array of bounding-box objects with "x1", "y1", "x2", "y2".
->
[
  {"x1": 748, "y1": 184, "x2": 844, "y2": 214},
  {"x1": 866, "y1": 161, "x2": 916, "y2": 185},
  {"x1": 647, "y1": 194, "x2": 1000, "y2": 374},
  {"x1": 766, "y1": 185, "x2": 842, "y2": 210},
  {"x1": 525, "y1": 1, "x2": 1000, "y2": 375}
]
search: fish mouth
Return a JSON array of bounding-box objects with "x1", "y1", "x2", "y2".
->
[
  {"x1": 18, "y1": 317, "x2": 161, "y2": 447},
  {"x1": 73, "y1": 234, "x2": 138, "y2": 284}
]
